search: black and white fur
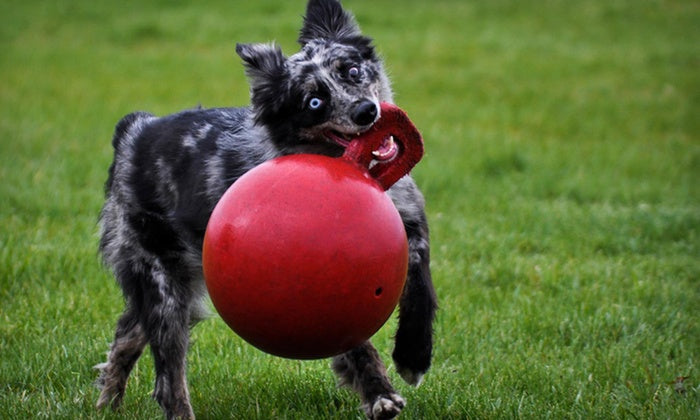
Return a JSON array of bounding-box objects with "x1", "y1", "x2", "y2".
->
[{"x1": 95, "y1": 1, "x2": 437, "y2": 419}]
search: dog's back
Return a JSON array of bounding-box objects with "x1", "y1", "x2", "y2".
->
[{"x1": 101, "y1": 107, "x2": 275, "y2": 263}]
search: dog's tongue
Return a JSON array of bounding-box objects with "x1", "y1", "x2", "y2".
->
[
  {"x1": 371, "y1": 136, "x2": 398, "y2": 161},
  {"x1": 328, "y1": 129, "x2": 399, "y2": 161},
  {"x1": 342, "y1": 102, "x2": 424, "y2": 190}
]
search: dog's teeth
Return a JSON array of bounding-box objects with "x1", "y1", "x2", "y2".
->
[{"x1": 372, "y1": 136, "x2": 397, "y2": 159}]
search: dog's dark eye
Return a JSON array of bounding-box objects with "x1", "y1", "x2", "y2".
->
[
  {"x1": 348, "y1": 66, "x2": 361, "y2": 81},
  {"x1": 308, "y1": 97, "x2": 324, "y2": 110}
]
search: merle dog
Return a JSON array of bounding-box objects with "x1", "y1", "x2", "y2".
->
[{"x1": 95, "y1": 1, "x2": 437, "y2": 418}]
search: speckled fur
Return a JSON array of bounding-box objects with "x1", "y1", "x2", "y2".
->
[{"x1": 95, "y1": 1, "x2": 436, "y2": 419}]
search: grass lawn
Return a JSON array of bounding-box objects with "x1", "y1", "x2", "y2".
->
[{"x1": 1, "y1": 0, "x2": 698, "y2": 418}]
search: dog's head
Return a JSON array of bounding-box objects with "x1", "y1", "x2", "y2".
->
[{"x1": 236, "y1": 0, "x2": 393, "y2": 155}]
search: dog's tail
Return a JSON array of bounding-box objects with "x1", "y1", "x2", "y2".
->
[
  {"x1": 111, "y1": 111, "x2": 155, "y2": 152},
  {"x1": 104, "y1": 112, "x2": 155, "y2": 195}
]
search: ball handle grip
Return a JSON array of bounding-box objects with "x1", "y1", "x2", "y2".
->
[{"x1": 342, "y1": 103, "x2": 424, "y2": 190}]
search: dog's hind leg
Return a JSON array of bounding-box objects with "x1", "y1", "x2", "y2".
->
[
  {"x1": 141, "y1": 260, "x2": 195, "y2": 420},
  {"x1": 332, "y1": 341, "x2": 405, "y2": 420},
  {"x1": 390, "y1": 188, "x2": 438, "y2": 387},
  {"x1": 96, "y1": 304, "x2": 148, "y2": 410}
]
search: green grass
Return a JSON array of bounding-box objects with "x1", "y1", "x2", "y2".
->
[{"x1": 1, "y1": 0, "x2": 698, "y2": 418}]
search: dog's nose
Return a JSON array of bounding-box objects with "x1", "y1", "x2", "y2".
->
[{"x1": 351, "y1": 100, "x2": 378, "y2": 126}]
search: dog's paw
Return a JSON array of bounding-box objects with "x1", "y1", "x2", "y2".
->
[
  {"x1": 392, "y1": 343, "x2": 430, "y2": 387},
  {"x1": 96, "y1": 383, "x2": 123, "y2": 411},
  {"x1": 363, "y1": 393, "x2": 406, "y2": 420},
  {"x1": 396, "y1": 365, "x2": 425, "y2": 387}
]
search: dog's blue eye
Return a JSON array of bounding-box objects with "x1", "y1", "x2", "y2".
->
[{"x1": 308, "y1": 97, "x2": 324, "y2": 110}]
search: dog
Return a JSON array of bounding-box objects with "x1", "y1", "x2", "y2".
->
[{"x1": 95, "y1": 1, "x2": 437, "y2": 418}]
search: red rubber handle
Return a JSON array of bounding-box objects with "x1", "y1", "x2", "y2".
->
[{"x1": 342, "y1": 103, "x2": 424, "y2": 190}]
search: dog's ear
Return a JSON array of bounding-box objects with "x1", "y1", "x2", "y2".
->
[
  {"x1": 298, "y1": 0, "x2": 362, "y2": 45},
  {"x1": 236, "y1": 43, "x2": 287, "y2": 85},
  {"x1": 236, "y1": 43, "x2": 290, "y2": 122}
]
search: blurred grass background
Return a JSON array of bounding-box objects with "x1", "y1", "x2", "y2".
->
[{"x1": 1, "y1": 0, "x2": 698, "y2": 418}]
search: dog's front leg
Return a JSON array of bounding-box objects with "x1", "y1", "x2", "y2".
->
[
  {"x1": 392, "y1": 215, "x2": 436, "y2": 386},
  {"x1": 388, "y1": 178, "x2": 438, "y2": 387},
  {"x1": 332, "y1": 341, "x2": 405, "y2": 419}
]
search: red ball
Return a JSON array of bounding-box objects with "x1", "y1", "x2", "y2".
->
[{"x1": 202, "y1": 103, "x2": 423, "y2": 359}]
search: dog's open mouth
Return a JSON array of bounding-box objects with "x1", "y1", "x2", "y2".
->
[{"x1": 325, "y1": 130, "x2": 399, "y2": 162}]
